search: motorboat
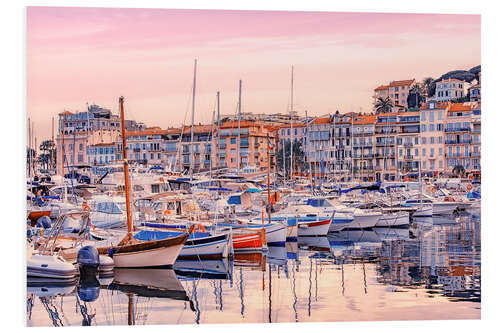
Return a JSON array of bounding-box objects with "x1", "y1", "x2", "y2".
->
[
  {"x1": 375, "y1": 211, "x2": 410, "y2": 227},
  {"x1": 27, "y1": 254, "x2": 78, "y2": 282},
  {"x1": 133, "y1": 228, "x2": 231, "y2": 259}
]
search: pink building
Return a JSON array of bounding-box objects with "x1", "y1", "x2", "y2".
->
[{"x1": 218, "y1": 120, "x2": 277, "y2": 170}]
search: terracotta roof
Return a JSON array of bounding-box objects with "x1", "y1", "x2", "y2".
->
[
  {"x1": 181, "y1": 124, "x2": 213, "y2": 133},
  {"x1": 220, "y1": 120, "x2": 271, "y2": 129},
  {"x1": 447, "y1": 103, "x2": 472, "y2": 113},
  {"x1": 279, "y1": 122, "x2": 306, "y2": 128},
  {"x1": 126, "y1": 128, "x2": 169, "y2": 136},
  {"x1": 89, "y1": 142, "x2": 115, "y2": 147},
  {"x1": 59, "y1": 110, "x2": 74, "y2": 116},
  {"x1": 419, "y1": 102, "x2": 448, "y2": 110},
  {"x1": 389, "y1": 79, "x2": 415, "y2": 87},
  {"x1": 399, "y1": 111, "x2": 419, "y2": 117},
  {"x1": 374, "y1": 85, "x2": 389, "y2": 91},
  {"x1": 354, "y1": 115, "x2": 376, "y2": 125},
  {"x1": 311, "y1": 117, "x2": 330, "y2": 125}
]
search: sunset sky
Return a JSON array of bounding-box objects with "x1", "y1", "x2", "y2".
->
[{"x1": 27, "y1": 7, "x2": 480, "y2": 140}]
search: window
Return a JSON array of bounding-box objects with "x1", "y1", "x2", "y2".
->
[
  {"x1": 78, "y1": 154, "x2": 83, "y2": 163},
  {"x1": 422, "y1": 137, "x2": 427, "y2": 144},
  {"x1": 421, "y1": 112, "x2": 426, "y2": 121},
  {"x1": 439, "y1": 160, "x2": 443, "y2": 168},
  {"x1": 439, "y1": 147, "x2": 443, "y2": 156},
  {"x1": 430, "y1": 137, "x2": 435, "y2": 144},
  {"x1": 429, "y1": 124, "x2": 435, "y2": 131},
  {"x1": 415, "y1": 148, "x2": 419, "y2": 156},
  {"x1": 423, "y1": 161, "x2": 427, "y2": 169},
  {"x1": 429, "y1": 112, "x2": 434, "y2": 122},
  {"x1": 230, "y1": 138, "x2": 236, "y2": 144},
  {"x1": 421, "y1": 124, "x2": 426, "y2": 132},
  {"x1": 430, "y1": 148, "x2": 434, "y2": 156},
  {"x1": 422, "y1": 148, "x2": 426, "y2": 156}
]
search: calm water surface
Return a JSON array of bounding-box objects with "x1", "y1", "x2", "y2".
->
[{"x1": 27, "y1": 214, "x2": 480, "y2": 326}]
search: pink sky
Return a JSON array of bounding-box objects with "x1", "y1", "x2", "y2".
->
[{"x1": 27, "y1": 7, "x2": 480, "y2": 141}]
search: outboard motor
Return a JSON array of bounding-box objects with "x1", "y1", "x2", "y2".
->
[
  {"x1": 77, "y1": 246, "x2": 100, "y2": 277},
  {"x1": 36, "y1": 216, "x2": 52, "y2": 229}
]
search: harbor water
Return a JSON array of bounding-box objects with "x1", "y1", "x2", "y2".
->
[{"x1": 27, "y1": 214, "x2": 480, "y2": 326}]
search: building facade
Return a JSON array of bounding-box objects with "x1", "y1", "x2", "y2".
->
[
  {"x1": 433, "y1": 78, "x2": 466, "y2": 102},
  {"x1": 352, "y1": 114, "x2": 375, "y2": 181},
  {"x1": 419, "y1": 102, "x2": 447, "y2": 175},
  {"x1": 218, "y1": 121, "x2": 277, "y2": 171}
]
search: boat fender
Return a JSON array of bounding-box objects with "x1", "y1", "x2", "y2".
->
[{"x1": 107, "y1": 248, "x2": 114, "y2": 258}]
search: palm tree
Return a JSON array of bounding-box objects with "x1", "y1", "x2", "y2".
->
[
  {"x1": 422, "y1": 77, "x2": 434, "y2": 97},
  {"x1": 375, "y1": 97, "x2": 393, "y2": 114}
]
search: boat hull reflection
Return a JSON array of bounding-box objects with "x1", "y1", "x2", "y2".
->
[{"x1": 110, "y1": 269, "x2": 189, "y2": 300}]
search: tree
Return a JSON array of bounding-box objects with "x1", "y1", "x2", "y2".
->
[
  {"x1": 408, "y1": 84, "x2": 424, "y2": 109},
  {"x1": 276, "y1": 140, "x2": 306, "y2": 178},
  {"x1": 39, "y1": 140, "x2": 56, "y2": 170},
  {"x1": 422, "y1": 77, "x2": 434, "y2": 97},
  {"x1": 374, "y1": 97, "x2": 393, "y2": 114}
]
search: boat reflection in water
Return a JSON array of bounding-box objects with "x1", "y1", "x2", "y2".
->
[{"x1": 28, "y1": 215, "x2": 481, "y2": 326}]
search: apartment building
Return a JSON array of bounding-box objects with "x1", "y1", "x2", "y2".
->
[
  {"x1": 352, "y1": 114, "x2": 376, "y2": 182},
  {"x1": 445, "y1": 102, "x2": 481, "y2": 178},
  {"x1": 373, "y1": 79, "x2": 415, "y2": 112},
  {"x1": 218, "y1": 120, "x2": 277, "y2": 171},
  {"x1": 433, "y1": 78, "x2": 466, "y2": 102},
  {"x1": 419, "y1": 102, "x2": 447, "y2": 175}
]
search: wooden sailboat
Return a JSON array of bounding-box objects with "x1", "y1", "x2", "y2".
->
[{"x1": 98, "y1": 96, "x2": 193, "y2": 268}]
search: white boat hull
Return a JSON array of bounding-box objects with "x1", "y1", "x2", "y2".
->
[
  {"x1": 297, "y1": 219, "x2": 331, "y2": 236},
  {"x1": 433, "y1": 202, "x2": 458, "y2": 215},
  {"x1": 112, "y1": 242, "x2": 184, "y2": 268},
  {"x1": 180, "y1": 235, "x2": 230, "y2": 259},
  {"x1": 376, "y1": 212, "x2": 410, "y2": 227},
  {"x1": 412, "y1": 205, "x2": 433, "y2": 217},
  {"x1": 329, "y1": 213, "x2": 354, "y2": 232},
  {"x1": 351, "y1": 212, "x2": 381, "y2": 229}
]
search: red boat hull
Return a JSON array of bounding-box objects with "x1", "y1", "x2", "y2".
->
[
  {"x1": 28, "y1": 210, "x2": 51, "y2": 224},
  {"x1": 232, "y1": 229, "x2": 266, "y2": 251}
]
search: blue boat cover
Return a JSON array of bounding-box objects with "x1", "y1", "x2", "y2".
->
[
  {"x1": 134, "y1": 230, "x2": 211, "y2": 241},
  {"x1": 227, "y1": 195, "x2": 241, "y2": 205}
]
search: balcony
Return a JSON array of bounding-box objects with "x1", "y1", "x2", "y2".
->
[
  {"x1": 376, "y1": 141, "x2": 395, "y2": 146},
  {"x1": 445, "y1": 139, "x2": 472, "y2": 145},
  {"x1": 445, "y1": 127, "x2": 471, "y2": 133},
  {"x1": 403, "y1": 143, "x2": 413, "y2": 147},
  {"x1": 133, "y1": 148, "x2": 141, "y2": 152}
]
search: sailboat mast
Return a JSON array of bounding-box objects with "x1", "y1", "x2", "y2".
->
[
  {"x1": 237, "y1": 80, "x2": 242, "y2": 175},
  {"x1": 28, "y1": 118, "x2": 31, "y2": 178},
  {"x1": 209, "y1": 102, "x2": 216, "y2": 178},
  {"x1": 190, "y1": 59, "x2": 197, "y2": 180},
  {"x1": 217, "y1": 91, "x2": 221, "y2": 169},
  {"x1": 350, "y1": 114, "x2": 354, "y2": 183},
  {"x1": 267, "y1": 133, "x2": 272, "y2": 222},
  {"x1": 290, "y1": 66, "x2": 294, "y2": 184},
  {"x1": 51, "y1": 117, "x2": 54, "y2": 172},
  {"x1": 306, "y1": 111, "x2": 312, "y2": 191},
  {"x1": 119, "y1": 96, "x2": 133, "y2": 236}
]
